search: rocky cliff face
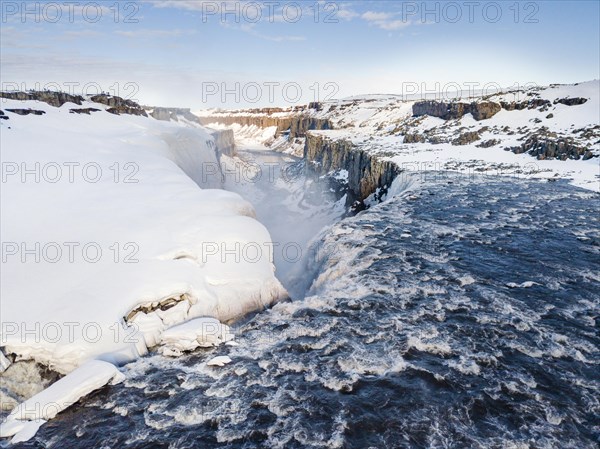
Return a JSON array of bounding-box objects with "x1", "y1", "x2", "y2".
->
[
  {"x1": 412, "y1": 100, "x2": 502, "y2": 121},
  {"x1": 507, "y1": 135, "x2": 595, "y2": 160},
  {"x1": 198, "y1": 113, "x2": 332, "y2": 138},
  {"x1": 289, "y1": 116, "x2": 331, "y2": 138},
  {"x1": 412, "y1": 96, "x2": 588, "y2": 121},
  {"x1": 199, "y1": 114, "x2": 289, "y2": 133},
  {"x1": 305, "y1": 133, "x2": 400, "y2": 208},
  {"x1": 0, "y1": 91, "x2": 84, "y2": 107},
  {"x1": 209, "y1": 128, "x2": 236, "y2": 157},
  {"x1": 192, "y1": 81, "x2": 598, "y2": 194},
  {"x1": 150, "y1": 107, "x2": 201, "y2": 123},
  {"x1": 90, "y1": 94, "x2": 147, "y2": 117},
  {"x1": 500, "y1": 99, "x2": 551, "y2": 111},
  {"x1": 0, "y1": 91, "x2": 148, "y2": 117}
]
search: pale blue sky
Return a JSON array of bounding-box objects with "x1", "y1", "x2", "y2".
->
[{"x1": 1, "y1": 1, "x2": 599, "y2": 108}]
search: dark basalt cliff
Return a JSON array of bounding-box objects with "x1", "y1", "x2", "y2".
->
[
  {"x1": 412, "y1": 100, "x2": 502, "y2": 121},
  {"x1": 150, "y1": 107, "x2": 201, "y2": 123},
  {"x1": 305, "y1": 133, "x2": 400, "y2": 208},
  {"x1": 198, "y1": 113, "x2": 332, "y2": 138}
]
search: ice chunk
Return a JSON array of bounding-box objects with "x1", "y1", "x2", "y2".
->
[
  {"x1": 1, "y1": 360, "x2": 123, "y2": 440},
  {"x1": 159, "y1": 318, "x2": 234, "y2": 354},
  {"x1": 11, "y1": 420, "x2": 46, "y2": 444},
  {"x1": 0, "y1": 419, "x2": 25, "y2": 438},
  {"x1": 207, "y1": 356, "x2": 232, "y2": 367}
]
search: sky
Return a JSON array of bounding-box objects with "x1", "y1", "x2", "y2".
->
[{"x1": 1, "y1": 0, "x2": 599, "y2": 108}]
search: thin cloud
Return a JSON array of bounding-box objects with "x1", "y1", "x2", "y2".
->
[
  {"x1": 115, "y1": 29, "x2": 197, "y2": 38},
  {"x1": 60, "y1": 30, "x2": 102, "y2": 39},
  {"x1": 235, "y1": 23, "x2": 306, "y2": 42},
  {"x1": 337, "y1": 9, "x2": 360, "y2": 21},
  {"x1": 361, "y1": 11, "x2": 411, "y2": 30},
  {"x1": 362, "y1": 11, "x2": 393, "y2": 22},
  {"x1": 145, "y1": 0, "x2": 242, "y2": 11}
]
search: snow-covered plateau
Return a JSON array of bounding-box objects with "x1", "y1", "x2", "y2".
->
[{"x1": 197, "y1": 80, "x2": 600, "y2": 193}]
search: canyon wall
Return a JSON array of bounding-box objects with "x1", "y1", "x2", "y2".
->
[
  {"x1": 199, "y1": 114, "x2": 332, "y2": 138},
  {"x1": 305, "y1": 133, "x2": 400, "y2": 207}
]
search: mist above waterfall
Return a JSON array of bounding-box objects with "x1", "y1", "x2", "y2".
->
[{"x1": 221, "y1": 144, "x2": 345, "y2": 299}]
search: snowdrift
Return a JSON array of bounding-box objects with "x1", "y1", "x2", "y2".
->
[{"x1": 0, "y1": 97, "x2": 287, "y2": 374}]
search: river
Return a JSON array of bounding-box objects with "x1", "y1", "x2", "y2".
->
[{"x1": 11, "y1": 146, "x2": 600, "y2": 449}]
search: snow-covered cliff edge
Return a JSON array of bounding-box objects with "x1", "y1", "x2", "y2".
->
[{"x1": 0, "y1": 93, "x2": 287, "y2": 441}]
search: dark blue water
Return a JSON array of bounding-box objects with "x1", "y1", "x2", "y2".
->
[{"x1": 14, "y1": 173, "x2": 600, "y2": 449}]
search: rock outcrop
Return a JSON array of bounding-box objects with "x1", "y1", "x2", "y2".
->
[
  {"x1": 0, "y1": 91, "x2": 148, "y2": 116},
  {"x1": 199, "y1": 114, "x2": 289, "y2": 133},
  {"x1": 209, "y1": 128, "x2": 236, "y2": 157},
  {"x1": 5, "y1": 109, "x2": 46, "y2": 116},
  {"x1": 477, "y1": 139, "x2": 501, "y2": 148},
  {"x1": 69, "y1": 108, "x2": 101, "y2": 115},
  {"x1": 507, "y1": 135, "x2": 595, "y2": 160},
  {"x1": 412, "y1": 100, "x2": 502, "y2": 121},
  {"x1": 289, "y1": 115, "x2": 331, "y2": 138},
  {"x1": 305, "y1": 133, "x2": 400, "y2": 207},
  {"x1": 403, "y1": 133, "x2": 426, "y2": 143},
  {"x1": 452, "y1": 131, "x2": 481, "y2": 146},
  {"x1": 0, "y1": 91, "x2": 84, "y2": 107},
  {"x1": 199, "y1": 112, "x2": 332, "y2": 138},
  {"x1": 500, "y1": 99, "x2": 551, "y2": 111},
  {"x1": 555, "y1": 97, "x2": 588, "y2": 106},
  {"x1": 90, "y1": 94, "x2": 147, "y2": 117},
  {"x1": 150, "y1": 107, "x2": 201, "y2": 123}
]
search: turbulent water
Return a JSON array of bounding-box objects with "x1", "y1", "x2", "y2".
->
[{"x1": 12, "y1": 164, "x2": 600, "y2": 448}]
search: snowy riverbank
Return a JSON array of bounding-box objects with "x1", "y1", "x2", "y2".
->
[{"x1": 0, "y1": 95, "x2": 287, "y2": 442}]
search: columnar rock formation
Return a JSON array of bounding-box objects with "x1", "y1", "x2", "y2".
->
[
  {"x1": 150, "y1": 107, "x2": 201, "y2": 123},
  {"x1": 305, "y1": 133, "x2": 400, "y2": 206},
  {"x1": 198, "y1": 113, "x2": 332, "y2": 138}
]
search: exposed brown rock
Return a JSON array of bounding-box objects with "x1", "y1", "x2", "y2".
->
[
  {"x1": 403, "y1": 133, "x2": 426, "y2": 143},
  {"x1": 506, "y1": 135, "x2": 594, "y2": 160},
  {"x1": 452, "y1": 131, "x2": 481, "y2": 146},
  {"x1": 0, "y1": 91, "x2": 84, "y2": 107}
]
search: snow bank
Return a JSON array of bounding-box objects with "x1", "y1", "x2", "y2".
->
[
  {"x1": 158, "y1": 317, "x2": 234, "y2": 356},
  {"x1": 0, "y1": 360, "x2": 123, "y2": 440},
  {"x1": 0, "y1": 98, "x2": 287, "y2": 374}
]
